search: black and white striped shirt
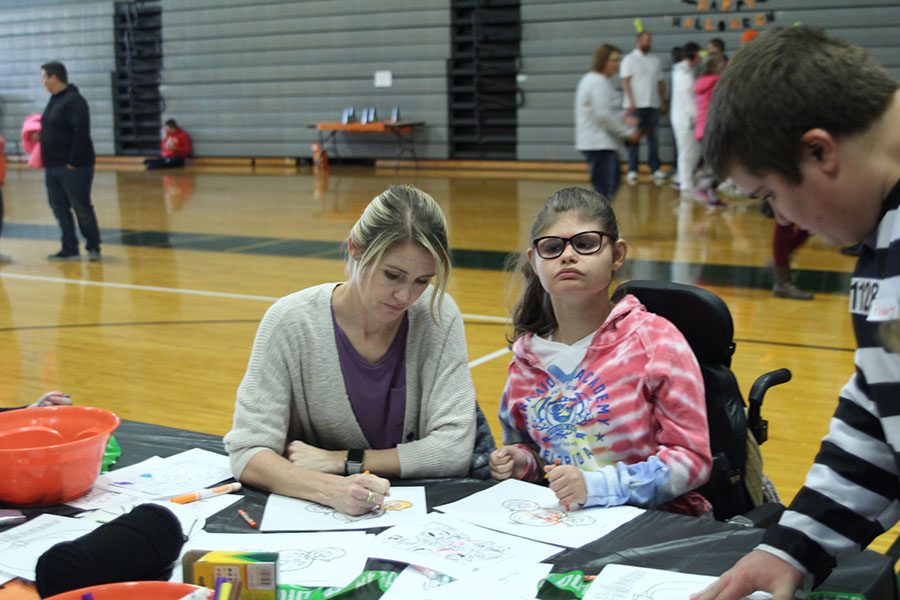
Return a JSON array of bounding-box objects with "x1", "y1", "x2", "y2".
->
[{"x1": 760, "y1": 181, "x2": 900, "y2": 582}]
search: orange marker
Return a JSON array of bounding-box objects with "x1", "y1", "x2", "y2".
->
[
  {"x1": 237, "y1": 508, "x2": 258, "y2": 529},
  {"x1": 171, "y1": 482, "x2": 242, "y2": 504},
  {"x1": 544, "y1": 458, "x2": 561, "y2": 480}
]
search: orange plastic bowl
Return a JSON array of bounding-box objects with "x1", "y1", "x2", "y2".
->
[
  {"x1": 45, "y1": 581, "x2": 208, "y2": 600},
  {"x1": 0, "y1": 406, "x2": 120, "y2": 506}
]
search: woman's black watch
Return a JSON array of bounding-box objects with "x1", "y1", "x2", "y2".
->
[{"x1": 345, "y1": 449, "x2": 365, "y2": 475}]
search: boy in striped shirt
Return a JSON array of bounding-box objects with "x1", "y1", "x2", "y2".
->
[{"x1": 693, "y1": 27, "x2": 900, "y2": 600}]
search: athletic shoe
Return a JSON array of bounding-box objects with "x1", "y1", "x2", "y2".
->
[
  {"x1": 0, "y1": 252, "x2": 11, "y2": 264},
  {"x1": 705, "y1": 188, "x2": 728, "y2": 212},
  {"x1": 717, "y1": 179, "x2": 747, "y2": 199},
  {"x1": 88, "y1": 250, "x2": 102, "y2": 262},
  {"x1": 705, "y1": 197, "x2": 728, "y2": 212},
  {"x1": 652, "y1": 169, "x2": 669, "y2": 182},
  {"x1": 47, "y1": 251, "x2": 80, "y2": 262},
  {"x1": 773, "y1": 280, "x2": 814, "y2": 300},
  {"x1": 626, "y1": 171, "x2": 638, "y2": 186}
]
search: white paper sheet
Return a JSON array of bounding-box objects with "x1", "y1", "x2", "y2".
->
[
  {"x1": 105, "y1": 449, "x2": 232, "y2": 497},
  {"x1": 260, "y1": 487, "x2": 427, "y2": 531},
  {"x1": 177, "y1": 531, "x2": 371, "y2": 588},
  {"x1": 65, "y1": 485, "x2": 144, "y2": 510},
  {"x1": 0, "y1": 514, "x2": 100, "y2": 581},
  {"x1": 583, "y1": 564, "x2": 773, "y2": 600},
  {"x1": 435, "y1": 479, "x2": 645, "y2": 547},
  {"x1": 75, "y1": 493, "x2": 243, "y2": 540},
  {"x1": 66, "y1": 456, "x2": 165, "y2": 509},
  {"x1": 370, "y1": 512, "x2": 561, "y2": 580},
  {"x1": 429, "y1": 561, "x2": 552, "y2": 600},
  {"x1": 379, "y1": 565, "x2": 455, "y2": 600}
]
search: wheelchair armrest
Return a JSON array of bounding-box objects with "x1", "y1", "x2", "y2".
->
[
  {"x1": 747, "y1": 368, "x2": 792, "y2": 444},
  {"x1": 726, "y1": 502, "x2": 785, "y2": 529}
]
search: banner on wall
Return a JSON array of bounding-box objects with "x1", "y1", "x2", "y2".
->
[{"x1": 672, "y1": 0, "x2": 777, "y2": 32}]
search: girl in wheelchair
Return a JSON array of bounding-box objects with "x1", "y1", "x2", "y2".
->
[{"x1": 489, "y1": 186, "x2": 713, "y2": 516}]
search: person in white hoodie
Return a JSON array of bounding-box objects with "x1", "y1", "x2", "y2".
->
[
  {"x1": 670, "y1": 42, "x2": 703, "y2": 200},
  {"x1": 574, "y1": 44, "x2": 641, "y2": 200}
]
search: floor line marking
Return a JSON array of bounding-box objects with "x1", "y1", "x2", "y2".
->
[
  {"x1": 468, "y1": 346, "x2": 510, "y2": 369},
  {"x1": 0, "y1": 272, "x2": 510, "y2": 325}
]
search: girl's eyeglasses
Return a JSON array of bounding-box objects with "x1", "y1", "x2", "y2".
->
[{"x1": 532, "y1": 231, "x2": 611, "y2": 260}]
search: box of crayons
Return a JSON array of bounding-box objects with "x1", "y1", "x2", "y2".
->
[{"x1": 183, "y1": 549, "x2": 278, "y2": 600}]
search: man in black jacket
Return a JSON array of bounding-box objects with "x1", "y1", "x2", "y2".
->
[{"x1": 40, "y1": 61, "x2": 101, "y2": 261}]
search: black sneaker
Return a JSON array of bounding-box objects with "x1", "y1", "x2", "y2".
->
[
  {"x1": 88, "y1": 250, "x2": 102, "y2": 262},
  {"x1": 47, "y1": 251, "x2": 80, "y2": 262}
]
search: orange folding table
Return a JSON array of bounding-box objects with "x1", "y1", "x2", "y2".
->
[{"x1": 309, "y1": 121, "x2": 424, "y2": 160}]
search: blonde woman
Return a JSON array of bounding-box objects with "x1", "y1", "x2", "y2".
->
[{"x1": 225, "y1": 185, "x2": 477, "y2": 515}]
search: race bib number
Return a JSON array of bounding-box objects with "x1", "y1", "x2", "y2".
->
[{"x1": 849, "y1": 277, "x2": 880, "y2": 316}]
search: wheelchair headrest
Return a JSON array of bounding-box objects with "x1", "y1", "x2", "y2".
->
[{"x1": 613, "y1": 280, "x2": 736, "y2": 367}]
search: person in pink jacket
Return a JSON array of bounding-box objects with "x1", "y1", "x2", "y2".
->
[
  {"x1": 489, "y1": 187, "x2": 712, "y2": 516},
  {"x1": 694, "y1": 54, "x2": 725, "y2": 142}
]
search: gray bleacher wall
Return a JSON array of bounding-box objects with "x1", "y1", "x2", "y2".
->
[
  {"x1": 0, "y1": 1, "x2": 115, "y2": 156},
  {"x1": 517, "y1": 0, "x2": 900, "y2": 163},
  {"x1": 0, "y1": 0, "x2": 897, "y2": 162},
  {"x1": 160, "y1": 0, "x2": 450, "y2": 159}
]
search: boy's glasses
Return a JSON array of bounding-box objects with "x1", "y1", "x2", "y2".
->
[{"x1": 532, "y1": 231, "x2": 610, "y2": 260}]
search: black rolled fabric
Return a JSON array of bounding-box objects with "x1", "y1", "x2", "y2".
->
[{"x1": 35, "y1": 503, "x2": 184, "y2": 598}]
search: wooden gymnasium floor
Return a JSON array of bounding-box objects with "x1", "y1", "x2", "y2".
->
[{"x1": 0, "y1": 161, "x2": 895, "y2": 555}]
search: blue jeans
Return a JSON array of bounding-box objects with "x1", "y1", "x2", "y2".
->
[
  {"x1": 626, "y1": 107, "x2": 661, "y2": 173},
  {"x1": 583, "y1": 150, "x2": 621, "y2": 200},
  {"x1": 45, "y1": 164, "x2": 101, "y2": 254}
]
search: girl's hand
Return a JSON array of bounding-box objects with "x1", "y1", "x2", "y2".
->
[
  {"x1": 326, "y1": 473, "x2": 390, "y2": 516},
  {"x1": 489, "y1": 446, "x2": 531, "y2": 481},
  {"x1": 30, "y1": 391, "x2": 71, "y2": 407},
  {"x1": 545, "y1": 464, "x2": 587, "y2": 509},
  {"x1": 286, "y1": 440, "x2": 344, "y2": 474}
]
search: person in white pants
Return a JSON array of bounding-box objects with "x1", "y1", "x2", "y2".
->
[{"x1": 669, "y1": 42, "x2": 702, "y2": 198}]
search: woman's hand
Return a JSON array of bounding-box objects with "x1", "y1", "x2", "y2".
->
[
  {"x1": 489, "y1": 445, "x2": 532, "y2": 481},
  {"x1": 326, "y1": 473, "x2": 391, "y2": 516},
  {"x1": 544, "y1": 463, "x2": 587, "y2": 509},
  {"x1": 29, "y1": 391, "x2": 71, "y2": 408},
  {"x1": 286, "y1": 440, "x2": 344, "y2": 474}
]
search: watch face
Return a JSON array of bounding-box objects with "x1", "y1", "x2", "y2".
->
[{"x1": 345, "y1": 449, "x2": 364, "y2": 475}]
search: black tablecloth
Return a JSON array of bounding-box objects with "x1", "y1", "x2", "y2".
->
[{"x1": 5, "y1": 420, "x2": 897, "y2": 599}]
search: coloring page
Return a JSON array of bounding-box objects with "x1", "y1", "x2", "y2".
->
[
  {"x1": 583, "y1": 564, "x2": 772, "y2": 600},
  {"x1": 435, "y1": 479, "x2": 644, "y2": 547},
  {"x1": 370, "y1": 512, "x2": 561, "y2": 580},
  {"x1": 0, "y1": 514, "x2": 100, "y2": 581},
  {"x1": 104, "y1": 449, "x2": 232, "y2": 497},
  {"x1": 260, "y1": 486, "x2": 426, "y2": 531},
  {"x1": 433, "y1": 561, "x2": 552, "y2": 599},
  {"x1": 75, "y1": 493, "x2": 243, "y2": 540},
  {"x1": 379, "y1": 565, "x2": 455, "y2": 600},
  {"x1": 65, "y1": 485, "x2": 144, "y2": 510},
  {"x1": 176, "y1": 531, "x2": 371, "y2": 588}
]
